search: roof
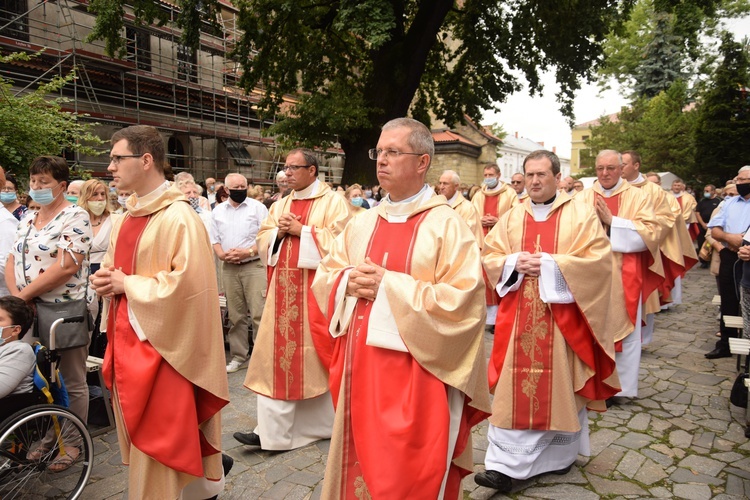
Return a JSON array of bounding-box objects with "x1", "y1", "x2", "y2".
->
[
  {"x1": 574, "y1": 112, "x2": 620, "y2": 129},
  {"x1": 431, "y1": 129, "x2": 481, "y2": 147},
  {"x1": 498, "y1": 134, "x2": 545, "y2": 153}
]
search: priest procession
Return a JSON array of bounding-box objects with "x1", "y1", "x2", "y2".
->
[{"x1": 3, "y1": 119, "x2": 750, "y2": 499}]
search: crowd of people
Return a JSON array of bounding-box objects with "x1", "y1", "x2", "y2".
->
[{"x1": 0, "y1": 120, "x2": 745, "y2": 499}]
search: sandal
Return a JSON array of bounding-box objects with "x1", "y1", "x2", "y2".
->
[
  {"x1": 49, "y1": 446, "x2": 81, "y2": 472},
  {"x1": 25, "y1": 443, "x2": 50, "y2": 461}
]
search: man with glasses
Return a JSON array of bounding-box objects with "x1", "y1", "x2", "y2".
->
[
  {"x1": 236, "y1": 148, "x2": 351, "y2": 451},
  {"x1": 579, "y1": 150, "x2": 662, "y2": 403},
  {"x1": 438, "y1": 169, "x2": 483, "y2": 245},
  {"x1": 471, "y1": 164, "x2": 517, "y2": 333},
  {"x1": 706, "y1": 166, "x2": 750, "y2": 359},
  {"x1": 311, "y1": 117, "x2": 490, "y2": 498},
  {"x1": 91, "y1": 125, "x2": 230, "y2": 498},
  {"x1": 510, "y1": 172, "x2": 528, "y2": 200}
]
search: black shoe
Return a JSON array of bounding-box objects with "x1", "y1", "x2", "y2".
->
[
  {"x1": 474, "y1": 470, "x2": 512, "y2": 492},
  {"x1": 605, "y1": 397, "x2": 615, "y2": 408},
  {"x1": 233, "y1": 431, "x2": 261, "y2": 447},
  {"x1": 222, "y1": 453, "x2": 234, "y2": 476},
  {"x1": 705, "y1": 348, "x2": 732, "y2": 359},
  {"x1": 485, "y1": 325, "x2": 495, "y2": 335},
  {"x1": 745, "y1": 426, "x2": 750, "y2": 439},
  {"x1": 550, "y1": 464, "x2": 572, "y2": 475}
]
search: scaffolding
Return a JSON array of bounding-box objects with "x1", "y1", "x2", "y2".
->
[{"x1": 0, "y1": 0, "x2": 340, "y2": 184}]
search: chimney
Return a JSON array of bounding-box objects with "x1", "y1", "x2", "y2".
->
[
  {"x1": 539, "y1": 141, "x2": 544, "y2": 147},
  {"x1": 515, "y1": 131, "x2": 518, "y2": 138},
  {"x1": 553, "y1": 146, "x2": 557, "y2": 153}
]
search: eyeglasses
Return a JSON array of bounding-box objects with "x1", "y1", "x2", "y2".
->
[
  {"x1": 283, "y1": 165, "x2": 310, "y2": 172},
  {"x1": 109, "y1": 154, "x2": 145, "y2": 165},
  {"x1": 368, "y1": 149, "x2": 425, "y2": 160}
]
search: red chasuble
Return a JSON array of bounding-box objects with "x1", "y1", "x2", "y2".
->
[
  {"x1": 490, "y1": 212, "x2": 618, "y2": 430},
  {"x1": 268, "y1": 198, "x2": 328, "y2": 400},
  {"x1": 599, "y1": 194, "x2": 662, "y2": 327},
  {"x1": 323, "y1": 212, "x2": 475, "y2": 499},
  {"x1": 102, "y1": 215, "x2": 226, "y2": 476}
]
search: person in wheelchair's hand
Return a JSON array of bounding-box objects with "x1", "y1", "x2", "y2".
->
[{"x1": 0, "y1": 295, "x2": 36, "y2": 421}]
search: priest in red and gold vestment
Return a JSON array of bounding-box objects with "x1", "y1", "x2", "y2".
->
[
  {"x1": 92, "y1": 125, "x2": 229, "y2": 499},
  {"x1": 578, "y1": 150, "x2": 663, "y2": 399},
  {"x1": 438, "y1": 169, "x2": 483, "y2": 246},
  {"x1": 672, "y1": 178, "x2": 700, "y2": 240},
  {"x1": 470, "y1": 164, "x2": 517, "y2": 331},
  {"x1": 475, "y1": 150, "x2": 628, "y2": 493},
  {"x1": 311, "y1": 118, "x2": 490, "y2": 500},
  {"x1": 235, "y1": 148, "x2": 351, "y2": 451}
]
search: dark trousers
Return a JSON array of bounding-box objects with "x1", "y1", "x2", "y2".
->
[
  {"x1": 717, "y1": 248, "x2": 741, "y2": 351},
  {"x1": 697, "y1": 227, "x2": 708, "y2": 263}
]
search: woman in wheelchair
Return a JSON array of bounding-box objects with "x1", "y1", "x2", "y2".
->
[{"x1": 0, "y1": 296, "x2": 37, "y2": 422}]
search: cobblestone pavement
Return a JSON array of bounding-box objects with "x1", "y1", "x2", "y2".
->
[{"x1": 84, "y1": 266, "x2": 750, "y2": 499}]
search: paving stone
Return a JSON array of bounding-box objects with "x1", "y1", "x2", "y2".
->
[
  {"x1": 628, "y1": 412, "x2": 650, "y2": 431},
  {"x1": 616, "y1": 449, "x2": 646, "y2": 478},
  {"x1": 673, "y1": 483, "x2": 712, "y2": 500},
  {"x1": 669, "y1": 467, "x2": 724, "y2": 486},
  {"x1": 678, "y1": 455, "x2": 726, "y2": 476},
  {"x1": 613, "y1": 431, "x2": 656, "y2": 450},
  {"x1": 670, "y1": 429, "x2": 694, "y2": 448},
  {"x1": 725, "y1": 473, "x2": 746, "y2": 497},
  {"x1": 634, "y1": 458, "x2": 669, "y2": 485},
  {"x1": 588, "y1": 428, "x2": 621, "y2": 456},
  {"x1": 649, "y1": 486, "x2": 673, "y2": 497},
  {"x1": 587, "y1": 475, "x2": 648, "y2": 496},
  {"x1": 521, "y1": 484, "x2": 600, "y2": 499},
  {"x1": 711, "y1": 451, "x2": 744, "y2": 463},
  {"x1": 584, "y1": 445, "x2": 625, "y2": 478}
]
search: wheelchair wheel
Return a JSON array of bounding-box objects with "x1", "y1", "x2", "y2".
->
[{"x1": 0, "y1": 404, "x2": 94, "y2": 499}]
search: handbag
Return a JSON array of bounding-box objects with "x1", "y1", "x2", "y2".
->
[
  {"x1": 21, "y1": 220, "x2": 92, "y2": 350},
  {"x1": 699, "y1": 240, "x2": 713, "y2": 261},
  {"x1": 731, "y1": 354, "x2": 750, "y2": 409}
]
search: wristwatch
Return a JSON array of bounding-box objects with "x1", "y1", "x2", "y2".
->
[{"x1": 249, "y1": 248, "x2": 256, "y2": 258}]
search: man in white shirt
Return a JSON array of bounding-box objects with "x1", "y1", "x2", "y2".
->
[
  {"x1": 211, "y1": 173, "x2": 269, "y2": 373},
  {"x1": 0, "y1": 167, "x2": 18, "y2": 297}
]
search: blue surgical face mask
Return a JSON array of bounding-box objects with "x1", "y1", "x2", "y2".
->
[
  {"x1": 351, "y1": 196, "x2": 364, "y2": 207},
  {"x1": 704, "y1": 192, "x2": 712, "y2": 199},
  {"x1": 29, "y1": 184, "x2": 61, "y2": 206},
  {"x1": 483, "y1": 177, "x2": 499, "y2": 189},
  {"x1": 0, "y1": 192, "x2": 16, "y2": 203},
  {"x1": 66, "y1": 195, "x2": 79, "y2": 204},
  {"x1": 364, "y1": 190, "x2": 372, "y2": 198}
]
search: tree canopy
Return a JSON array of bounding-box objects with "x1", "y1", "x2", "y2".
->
[
  {"x1": 88, "y1": 0, "x2": 637, "y2": 184},
  {"x1": 0, "y1": 54, "x2": 102, "y2": 181}
]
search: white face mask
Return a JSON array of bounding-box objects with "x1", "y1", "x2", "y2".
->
[
  {"x1": 118, "y1": 196, "x2": 129, "y2": 208},
  {"x1": 0, "y1": 325, "x2": 20, "y2": 346},
  {"x1": 88, "y1": 201, "x2": 107, "y2": 216}
]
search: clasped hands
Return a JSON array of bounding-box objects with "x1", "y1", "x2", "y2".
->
[
  {"x1": 346, "y1": 257, "x2": 385, "y2": 301},
  {"x1": 515, "y1": 251, "x2": 542, "y2": 277},
  {"x1": 278, "y1": 213, "x2": 303, "y2": 239},
  {"x1": 90, "y1": 266, "x2": 127, "y2": 298},
  {"x1": 594, "y1": 196, "x2": 613, "y2": 227}
]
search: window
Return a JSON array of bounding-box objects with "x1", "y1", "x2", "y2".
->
[
  {"x1": 0, "y1": 0, "x2": 28, "y2": 41},
  {"x1": 125, "y1": 27, "x2": 151, "y2": 72},
  {"x1": 581, "y1": 135, "x2": 590, "y2": 141},
  {"x1": 223, "y1": 140, "x2": 253, "y2": 166},
  {"x1": 177, "y1": 44, "x2": 197, "y2": 83}
]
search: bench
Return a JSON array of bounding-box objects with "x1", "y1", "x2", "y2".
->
[
  {"x1": 725, "y1": 315, "x2": 744, "y2": 329},
  {"x1": 86, "y1": 356, "x2": 116, "y2": 437}
]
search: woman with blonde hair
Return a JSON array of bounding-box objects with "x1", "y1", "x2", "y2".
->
[{"x1": 345, "y1": 183, "x2": 367, "y2": 214}]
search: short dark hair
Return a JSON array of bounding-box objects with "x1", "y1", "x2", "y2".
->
[
  {"x1": 111, "y1": 125, "x2": 166, "y2": 174},
  {"x1": 622, "y1": 150, "x2": 641, "y2": 165},
  {"x1": 522, "y1": 150, "x2": 561, "y2": 175},
  {"x1": 5, "y1": 173, "x2": 18, "y2": 191},
  {"x1": 287, "y1": 148, "x2": 319, "y2": 176},
  {"x1": 29, "y1": 156, "x2": 70, "y2": 185},
  {"x1": 0, "y1": 296, "x2": 34, "y2": 337}
]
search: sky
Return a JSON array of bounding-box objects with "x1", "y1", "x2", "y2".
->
[{"x1": 482, "y1": 16, "x2": 750, "y2": 160}]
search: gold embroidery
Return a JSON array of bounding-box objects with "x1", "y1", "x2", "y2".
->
[
  {"x1": 519, "y1": 277, "x2": 549, "y2": 426},
  {"x1": 277, "y1": 238, "x2": 299, "y2": 397},
  {"x1": 353, "y1": 474, "x2": 372, "y2": 500}
]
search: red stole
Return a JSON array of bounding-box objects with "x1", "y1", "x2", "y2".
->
[
  {"x1": 325, "y1": 211, "x2": 469, "y2": 499},
  {"x1": 102, "y1": 214, "x2": 226, "y2": 477},
  {"x1": 490, "y1": 210, "x2": 618, "y2": 429},
  {"x1": 269, "y1": 198, "x2": 326, "y2": 400},
  {"x1": 482, "y1": 194, "x2": 500, "y2": 236}
]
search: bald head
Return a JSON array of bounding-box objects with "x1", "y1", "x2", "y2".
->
[{"x1": 438, "y1": 170, "x2": 460, "y2": 199}]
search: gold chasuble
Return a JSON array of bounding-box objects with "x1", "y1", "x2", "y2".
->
[
  {"x1": 578, "y1": 182, "x2": 664, "y2": 334},
  {"x1": 471, "y1": 183, "x2": 517, "y2": 307},
  {"x1": 312, "y1": 193, "x2": 490, "y2": 500},
  {"x1": 101, "y1": 186, "x2": 229, "y2": 499},
  {"x1": 483, "y1": 194, "x2": 628, "y2": 432},
  {"x1": 245, "y1": 182, "x2": 351, "y2": 400},
  {"x1": 451, "y1": 192, "x2": 484, "y2": 247}
]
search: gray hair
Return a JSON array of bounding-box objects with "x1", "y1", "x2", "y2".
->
[
  {"x1": 596, "y1": 149, "x2": 622, "y2": 164},
  {"x1": 441, "y1": 170, "x2": 460, "y2": 185},
  {"x1": 382, "y1": 118, "x2": 434, "y2": 163},
  {"x1": 739, "y1": 166, "x2": 750, "y2": 174},
  {"x1": 69, "y1": 180, "x2": 84, "y2": 189},
  {"x1": 224, "y1": 173, "x2": 247, "y2": 186},
  {"x1": 287, "y1": 148, "x2": 320, "y2": 176}
]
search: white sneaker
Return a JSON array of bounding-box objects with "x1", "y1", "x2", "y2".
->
[{"x1": 226, "y1": 360, "x2": 243, "y2": 373}]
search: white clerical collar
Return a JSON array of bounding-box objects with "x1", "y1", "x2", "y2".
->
[
  {"x1": 601, "y1": 178, "x2": 623, "y2": 197},
  {"x1": 446, "y1": 191, "x2": 459, "y2": 205},
  {"x1": 517, "y1": 190, "x2": 527, "y2": 198},
  {"x1": 135, "y1": 180, "x2": 170, "y2": 208},
  {"x1": 293, "y1": 179, "x2": 320, "y2": 199},
  {"x1": 383, "y1": 184, "x2": 432, "y2": 223},
  {"x1": 673, "y1": 191, "x2": 683, "y2": 198},
  {"x1": 531, "y1": 202, "x2": 553, "y2": 222},
  {"x1": 629, "y1": 173, "x2": 645, "y2": 185}
]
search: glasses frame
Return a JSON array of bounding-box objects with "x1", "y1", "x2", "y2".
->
[
  {"x1": 283, "y1": 165, "x2": 311, "y2": 172},
  {"x1": 368, "y1": 148, "x2": 425, "y2": 160},
  {"x1": 109, "y1": 154, "x2": 145, "y2": 165}
]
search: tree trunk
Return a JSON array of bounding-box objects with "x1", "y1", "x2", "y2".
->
[{"x1": 340, "y1": 128, "x2": 382, "y2": 186}]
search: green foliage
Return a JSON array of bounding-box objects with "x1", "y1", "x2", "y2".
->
[
  {"x1": 0, "y1": 54, "x2": 104, "y2": 179},
  {"x1": 632, "y1": 13, "x2": 685, "y2": 98},
  {"x1": 694, "y1": 33, "x2": 750, "y2": 186}
]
